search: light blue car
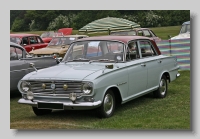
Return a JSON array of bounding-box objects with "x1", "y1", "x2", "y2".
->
[{"x1": 17, "y1": 36, "x2": 180, "y2": 118}]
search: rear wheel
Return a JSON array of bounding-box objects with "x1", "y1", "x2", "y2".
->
[
  {"x1": 97, "y1": 90, "x2": 115, "y2": 118},
  {"x1": 32, "y1": 107, "x2": 52, "y2": 116},
  {"x1": 153, "y1": 75, "x2": 168, "y2": 98}
]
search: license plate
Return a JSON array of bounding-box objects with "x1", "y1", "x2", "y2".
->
[{"x1": 38, "y1": 102, "x2": 64, "y2": 110}]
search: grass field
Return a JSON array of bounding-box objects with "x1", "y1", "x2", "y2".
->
[
  {"x1": 10, "y1": 71, "x2": 190, "y2": 130},
  {"x1": 10, "y1": 25, "x2": 190, "y2": 130}
]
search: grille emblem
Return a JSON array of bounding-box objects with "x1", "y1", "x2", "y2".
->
[
  {"x1": 51, "y1": 83, "x2": 56, "y2": 90},
  {"x1": 42, "y1": 83, "x2": 46, "y2": 89},
  {"x1": 63, "y1": 84, "x2": 68, "y2": 90}
]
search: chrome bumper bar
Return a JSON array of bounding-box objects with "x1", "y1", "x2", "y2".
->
[{"x1": 18, "y1": 99, "x2": 102, "y2": 110}]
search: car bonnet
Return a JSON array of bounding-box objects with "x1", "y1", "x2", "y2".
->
[{"x1": 23, "y1": 63, "x2": 105, "y2": 81}]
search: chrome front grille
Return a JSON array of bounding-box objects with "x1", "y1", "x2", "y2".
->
[{"x1": 28, "y1": 80, "x2": 82, "y2": 96}]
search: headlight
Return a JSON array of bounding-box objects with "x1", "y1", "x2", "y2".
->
[
  {"x1": 82, "y1": 82, "x2": 93, "y2": 95},
  {"x1": 20, "y1": 81, "x2": 30, "y2": 92}
]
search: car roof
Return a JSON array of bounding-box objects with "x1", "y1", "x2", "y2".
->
[
  {"x1": 54, "y1": 35, "x2": 88, "y2": 38},
  {"x1": 182, "y1": 21, "x2": 190, "y2": 25},
  {"x1": 10, "y1": 33, "x2": 39, "y2": 38},
  {"x1": 10, "y1": 42, "x2": 25, "y2": 50},
  {"x1": 75, "y1": 35, "x2": 153, "y2": 44}
]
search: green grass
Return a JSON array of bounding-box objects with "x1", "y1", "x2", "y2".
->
[
  {"x1": 10, "y1": 26, "x2": 181, "y2": 40},
  {"x1": 10, "y1": 71, "x2": 190, "y2": 130}
]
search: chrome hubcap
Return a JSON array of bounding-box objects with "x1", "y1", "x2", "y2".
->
[
  {"x1": 159, "y1": 79, "x2": 166, "y2": 95},
  {"x1": 103, "y1": 94, "x2": 113, "y2": 115}
]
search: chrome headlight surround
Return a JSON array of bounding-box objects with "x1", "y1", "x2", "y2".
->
[
  {"x1": 19, "y1": 81, "x2": 30, "y2": 93},
  {"x1": 82, "y1": 82, "x2": 93, "y2": 95}
]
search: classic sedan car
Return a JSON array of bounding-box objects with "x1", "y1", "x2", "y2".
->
[
  {"x1": 170, "y1": 21, "x2": 190, "y2": 40},
  {"x1": 41, "y1": 28, "x2": 73, "y2": 43},
  {"x1": 17, "y1": 36, "x2": 180, "y2": 118},
  {"x1": 29, "y1": 35, "x2": 88, "y2": 58},
  {"x1": 40, "y1": 31, "x2": 63, "y2": 43},
  {"x1": 10, "y1": 34, "x2": 48, "y2": 52},
  {"x1": 110, "y1": 28, "x2": 161, "y2": 41},
  {"x1": 10, "y1": 42, "x2": 58, "y2": 93}
]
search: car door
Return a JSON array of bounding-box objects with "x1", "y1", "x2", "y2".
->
[
  {"x1": 21, "y1": 37, "x2": 32, "y2": 52},
  {"x1": 126, "y1": 41, "x2": 148, "y2": 97},
  {"x1": 36, "y1": 36, "x2": 48, "y2": 49},
  {"x1": 10, "y1": 46, "x2": 29, "y2": 91},
  {"x1": 138, "y1": 40, "x2": 163, "y2": 89}
]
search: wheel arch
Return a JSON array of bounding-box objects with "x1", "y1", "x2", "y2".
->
[
  {"x1": 104, "y1": 86, "x2": 122, "y2": 105},
  {"x1": 161, "y1": 71, "x2": 170, "y2": 83}
]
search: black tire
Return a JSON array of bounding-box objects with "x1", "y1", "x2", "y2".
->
[
  {"x1": 32, "y1": 107, "x2": 52, "y2": 116},
  {"x1": 97, "y1": 90, "x2": 115, "y2": 118},
  {"x1": 153, "y1": 75, "x2": 168, "y2": 98}
]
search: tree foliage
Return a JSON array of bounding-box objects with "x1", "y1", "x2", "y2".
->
[{"x1": 10, "y1": 10, "x2": 190, "y2": 32}]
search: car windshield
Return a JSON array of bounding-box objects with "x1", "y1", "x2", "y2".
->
[
  {"x1": 48, "y1": 37, "x2": 76, "y2": 46},
  {"x1": 180, "y1": 24, "x2": 190, "y2": 34},
  {"x1": 63, "y1": 40, "x2": 124, "y2": 62},
  {"x1": 110, "y1": 31, "x2": 137, "y2": 36},
  {"x1": 40, "y1": 32, "x2": 63, "y2": 38},
  {"x1": 10, "y1": 37, "x2": 21, "y2": 44}
]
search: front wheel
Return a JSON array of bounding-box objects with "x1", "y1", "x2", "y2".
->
[
  {"x1": 97, "y1": 90, "x2": 115, "y2": 118},
  {"x1": 153, "y1": 75, "x2": 168, "y2": 98},
  {"x1": 32, "y1": 107, "x2": 52, "y2": 116}
]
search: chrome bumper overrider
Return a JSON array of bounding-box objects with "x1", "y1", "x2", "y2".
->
[
  {"x1": 18, "y1": 98, "x2": 102, "y2": 110},
  {"x1": 176, "y1": 73, "x2": 180, "y2": 77}
]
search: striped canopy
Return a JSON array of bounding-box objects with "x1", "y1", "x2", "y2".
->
[{"x1": 78, "y1": 17, "x2": 140, "y2": 34}]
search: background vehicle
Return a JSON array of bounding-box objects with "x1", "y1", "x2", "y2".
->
[
  {"x1": 10, "y1": 34, "x2": 48, "y2": 52},
  {"x1": 17, "y1": 36, "x2": 180, "y2": 118},
  {"x1": 110, "y1": 28, "x2": 161, "y2": 41},
  {"x1": 41, "y1": 28, "x2": 73, "y2": 43},
  {"x1": 10, "y1": 42, "x2": 58, "y2": 93},
  {"x1": 170, "y1": 21, "x2": 190, "y2": 40},
  {"x1": 29, "y1": 35, "x2": 88, "y2": 58}
]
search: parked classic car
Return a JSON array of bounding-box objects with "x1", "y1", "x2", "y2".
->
[
  {"x1": 41, "y1": 28, "x2": 73, "y2": 43},
  {"x1": 110, "y1": 28, "x2": 161, "y2": 41},
  {"x1": 29, "y1": 35, "x2": 88, "y2": 58},
  {"x1": 17, "y1": 36, "x2": 180, "y2": 118},
  {"x1": 10, "y1": 42, "x2": 58, "y2": 93},
  {"x1": 40, "y1": 31, "x2": 63, "y2": 43},
  {"x1": 10, "y1": 34, "x2": 48, "y2": 52},
  {"x1": 170, "y1": 21, "x2": 190, "y2": 40}
]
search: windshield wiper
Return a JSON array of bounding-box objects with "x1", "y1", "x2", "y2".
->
[
  {"x1": 89, "y1": 59, "x2": 116, "y2": 63},
  {"x1": 73, "y1": 58, "x2": 90, "y2": 61}
]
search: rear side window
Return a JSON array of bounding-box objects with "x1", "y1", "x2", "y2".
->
[
  {"x1": 139, "y1": 41, "x2": 157, "y2": 58},
  {"x1": 143, "y1": 30, "x2": 151, "y2": 37}
]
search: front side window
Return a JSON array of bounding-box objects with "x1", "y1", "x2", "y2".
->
[
  {"x1": 63, "y1": 41, "x2": 124, "y2": 62},
  {"x1": 139, "y1": 41, "x2": 157, "y2": 58},
  {"x1": 21, "y1": 37, "x2": 29, "y2": 45}
]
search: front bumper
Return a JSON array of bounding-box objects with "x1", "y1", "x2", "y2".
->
[{"x1": 18, "y1": 99, "x2": 102, "y2": 110}]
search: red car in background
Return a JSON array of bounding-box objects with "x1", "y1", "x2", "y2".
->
[
  {"x1": 41, "y1": 28, "x2": 73, "y2": 43},
  {"x1": 10, "y1": 34, "x2": 48, "y2": 53}
]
